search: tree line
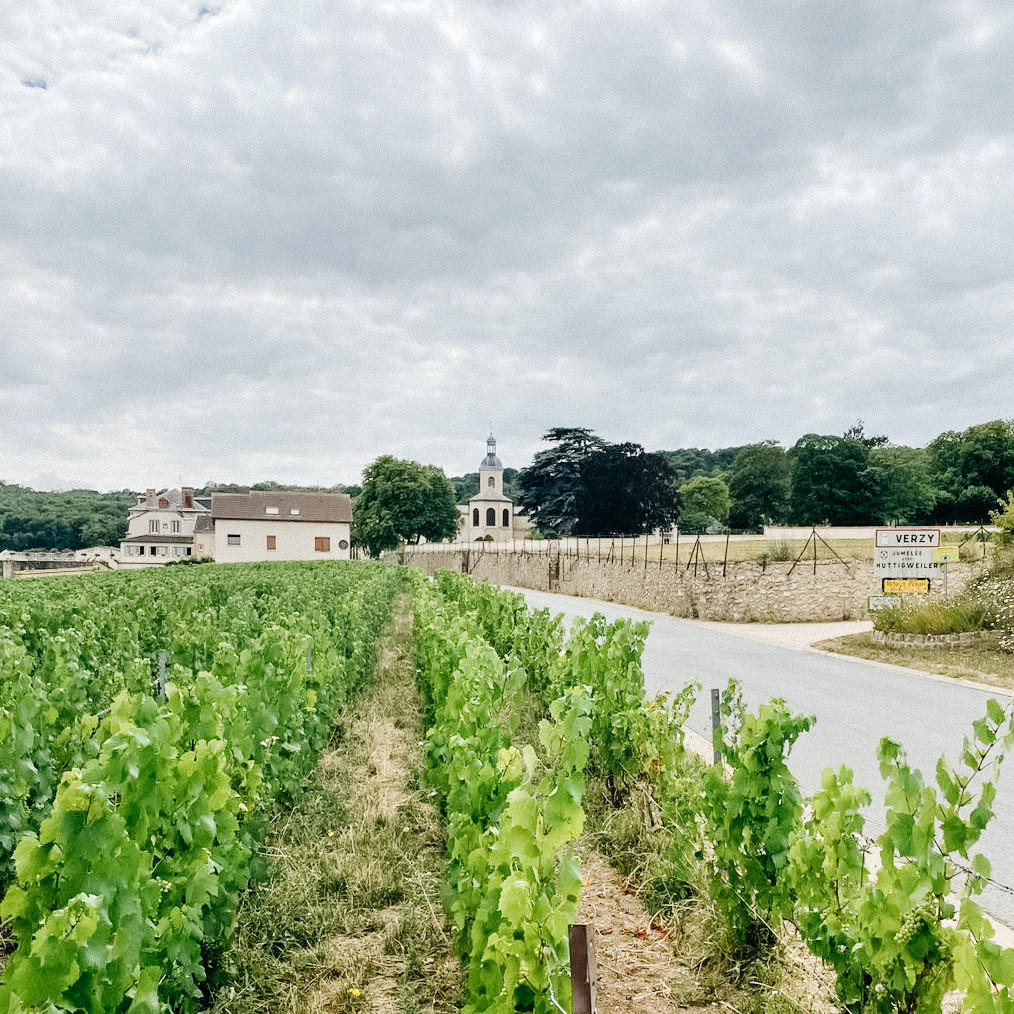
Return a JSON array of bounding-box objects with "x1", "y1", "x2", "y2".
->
[
  {"x1": 4, "y1": 417, "x2": 1011, "y2": 552},
  {"x1": 0, "y1": 483, "x2": 136, "y2": 552},
  {"x1": 515, "y1": 419, "x2": 1014, "y2": 537}
]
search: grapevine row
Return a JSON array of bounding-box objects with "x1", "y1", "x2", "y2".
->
[
  {"x1": 426, "y1": 570, "x2": 1014, "y2": 1014},
  {"x1": 0, "y1": 561, "x2": 401, "y2": 1013}
]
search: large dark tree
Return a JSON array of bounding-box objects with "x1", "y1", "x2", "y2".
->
[
  {"x1": 927, "y1": 420, "x2": 1014, "y2": 522},
  {"x1": 727, "y1": 441, "x2": 790, "y2": 530},
  {"x1": 870, "y1": 446, "x2": 935, "y2": 525},
  {"x1": 353, "y1": 456, "x2": 459, "y2": 556},
  {"x1": 788, "y1": 433, "x2": 883, "y2": 525},
  {"x1": 517, "y1": 428, "x2": 605, "y2": 535},
  {"x1": 518, "y1": 429, "x2": 678, "y2": 536},
  {"x1": 580, "y1": 442, "x2": 680, "y2": 535}
]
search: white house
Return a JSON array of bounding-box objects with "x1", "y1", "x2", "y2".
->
[
  {"x1": 119, "y1": 487, "x2": 210, "y2": 564},
  {"x1": 211, "y1": 491, "x2": 353, "y2": 562}
]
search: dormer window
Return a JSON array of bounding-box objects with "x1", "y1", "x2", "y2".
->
[{"x1": 265, "y1": 506, "x2": 280, "y2": 515}]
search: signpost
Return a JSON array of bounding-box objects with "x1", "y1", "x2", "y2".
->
[{"x1": 873, "y1": 529, "x2": 942, "y2": 604}]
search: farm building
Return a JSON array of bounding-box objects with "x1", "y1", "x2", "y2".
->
[{"x1": 211, "y1": 490, "x2": 353, "y2": 562}]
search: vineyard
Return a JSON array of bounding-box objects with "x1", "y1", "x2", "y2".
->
[{"x1": 1, "y1": 562, "x2": 1014, "y2": 1012}]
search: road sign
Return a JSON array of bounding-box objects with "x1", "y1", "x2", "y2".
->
[
  {"x1": 932, "y1": 546, "x2": 959, "y2": 563},
  {"x1": 883, "y1": 578, "x2": 930, "y2": 595},
  {"x1": 869, "y1": 595, "x2": 902, "y2": 611},
  {"x1": 875, "y1": 528, "x2": 941, "y2": 548}
]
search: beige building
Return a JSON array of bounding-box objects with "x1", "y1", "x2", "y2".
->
[
  {"x1": 458, "y1": 434, "x2": 532, "y2": 542},
  {"x1": 119, "y1": 487, "x2": 210, "y2": 564},
  {"x1": 192, "y1": 514, "x2": 215, "y2": 560},
  {"x1": 211, "y1": 491, "x2": 353, "y2": 562}
]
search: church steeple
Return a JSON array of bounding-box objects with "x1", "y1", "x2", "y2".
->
[
  {"x1": 469, "y1": 431, "x2": 514, "y2": 540},
  {"x1": 481, "y1": 431, "x2": 502, "y2": 468}
]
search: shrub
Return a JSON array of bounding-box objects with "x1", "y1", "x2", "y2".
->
[
  {"x1": 872, "y1": 597, "x2": 992, "y2": 635},
  {"x1": 768, "y1": 539, "x2": 795, "y2": 562}
]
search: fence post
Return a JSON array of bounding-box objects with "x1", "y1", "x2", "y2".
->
[
  {"x1": 569, "y1": 924, "x2": 597, "y2": 1014},
  {"x1": 156, "y1": 650, "x2": 167, "y2": 699},
  {"x1": 711, "y1": 688, "x2": 722, "y2": 765},
  {"x1": 306, "y1": 646, "x2": 313, "y2": 672}
]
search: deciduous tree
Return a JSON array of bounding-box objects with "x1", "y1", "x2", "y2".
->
[
  {"x1": 678, "y1": 474, "x2": 731, "y2": 532},
  {"x1": 788, "y1": 434, "x2": 882, "y2": 525},
  {"x1": 727, "y1": 442, "x2": 790, "y2": 530},
  {"x1": 353, "y1": 456, "x2": 459, "y2": 556},
  {"x1": 518, "y1": 429, "x2": 678, "y2": 536}
]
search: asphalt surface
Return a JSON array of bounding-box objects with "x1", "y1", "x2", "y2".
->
[{"x1": 505, "y1": 586, "x2": 1014, "y2": 931}]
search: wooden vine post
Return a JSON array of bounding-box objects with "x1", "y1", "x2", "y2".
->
[{"x1": 569, "y1": 923, "x2": 598, "y2": 1014}]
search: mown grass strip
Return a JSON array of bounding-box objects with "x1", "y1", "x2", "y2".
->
[{"x1": 213, "y1": 594, "x2": 462, "y2": 1014}]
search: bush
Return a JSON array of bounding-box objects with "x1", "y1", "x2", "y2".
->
[
  {"x1": 768, "y1": 539, "x2": 795, "y2": 562},
  {"x1": 872, "y1": 597, "x2": 992, "y2": 635}
]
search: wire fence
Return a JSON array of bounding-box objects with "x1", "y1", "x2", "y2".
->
[{"x1": 399, "y1": 529, "x2": 863, "y2": 579}]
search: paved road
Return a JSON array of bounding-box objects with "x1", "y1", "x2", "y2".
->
[{"x1": 507, "y1": 586, "x2": 1014, "y2": 930}]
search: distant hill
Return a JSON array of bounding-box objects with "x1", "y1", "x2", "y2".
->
[{"x1": 0, "y1": 483, "x2": 135, "y2": 551}]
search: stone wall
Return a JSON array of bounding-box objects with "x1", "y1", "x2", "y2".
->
[{"x1": 400, "y1": 547, "x2": 981, "y2": 622}]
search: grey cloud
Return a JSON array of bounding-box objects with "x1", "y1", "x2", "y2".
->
[{"x1": 2, "y1": 0, "x2": 1013, "y2": 490}]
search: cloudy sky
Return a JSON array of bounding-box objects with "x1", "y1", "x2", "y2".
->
[{"x1": 3, "y1": 1, "x2": 1012, "y2": 491}]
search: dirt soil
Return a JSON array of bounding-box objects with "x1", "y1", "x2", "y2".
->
[{"x1": 575, "y1": 849, "x2": 685, "y2": 1013}]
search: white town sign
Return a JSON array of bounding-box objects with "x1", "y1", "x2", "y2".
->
[{"x1": 873, "y1": 528, "x2": 943, "y2": 580}]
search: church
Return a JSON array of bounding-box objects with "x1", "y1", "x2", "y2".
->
[{"x1": 458, "y1": 434, "x2": 531, "y2": 542}]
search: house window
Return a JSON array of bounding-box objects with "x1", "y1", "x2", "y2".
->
[
  {"x1": 314, "y1": 536, "x2": 330, "y2": 552},
  {"x1": 338, "y1": 539, "x2": 349, "y2": 550},
  {"x1": 472, "y1": 508, "x2": 479, "y2": 526},
  {"x1": 149, "y1": 520, "x2": 159, "y2": 534},
  {"x1": 149, "y1": 546, "x2": 156, "y2": 555},
  {"x1": 265, "y1": 506, "x2": 279, "y2": 515},
  {"x1": 158, "y1": 498, "x2": 169, "y2": 508},
  {"x1": 503, "y1": 509, "x2": 509, "y2": 527},
  {"x1": 266, "y1": 535, "x2": 276, "y2": 550},
  {"x1": 227, "y1": 534, "x2": 241, "y2": 546},
  {"x1": 486, "y1": 508, "x2": 495, "y2": 526},
  {"x1": 488, "y1": 476, "x2": 495, "y2": 488},
  {"x1": 171, "y1": 520, "x2": 181, "y2": 534},
  {"x1": 290, "y1": 508, "x2": 301, "y2": 516}
]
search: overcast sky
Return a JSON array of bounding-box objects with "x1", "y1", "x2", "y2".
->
[{"x1": 3, "y1": 1, "x2": 1012, "y2": 491}]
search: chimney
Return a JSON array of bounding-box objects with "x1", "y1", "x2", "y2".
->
[
  {"x1": 146, "y1": 488, "x2": 156, "y2": 506},
  {"x1": 182, "y1": 487, "x2": 194, "y2": 509}
]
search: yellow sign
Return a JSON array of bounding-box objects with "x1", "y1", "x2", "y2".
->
[
  {"x1": 883, "y1": 578, "x2": 930, "y2": 595},
  {"x1": 932, "y1": 547, "x2": 959, "y2": 563}
]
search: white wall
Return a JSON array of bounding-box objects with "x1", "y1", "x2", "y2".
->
[{"x1": 213, "y1": 519, "x2": 352, "y2": 562}]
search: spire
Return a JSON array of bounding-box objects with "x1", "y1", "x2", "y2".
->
[{"x1": 481, "y1": 430, "x2": 502, "y2": 469}]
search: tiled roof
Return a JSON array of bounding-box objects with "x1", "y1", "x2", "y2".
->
[
  {"x1": 211, "y1": 491, "x2": 353, "y2": 523},
  {"x1": 193, "y1": 515, "x2": 215, "y2": 533},
  {"x1": 120, "y1": 535, "x2": 196, "y2": 545}
]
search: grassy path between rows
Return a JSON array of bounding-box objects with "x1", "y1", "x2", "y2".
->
[
  {"x1": 212, "y1": 594, "x2": 462, "y2": 1014},
  {"x1": 211, "y1": 591, "x2": 836, "y2": 1014}
]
